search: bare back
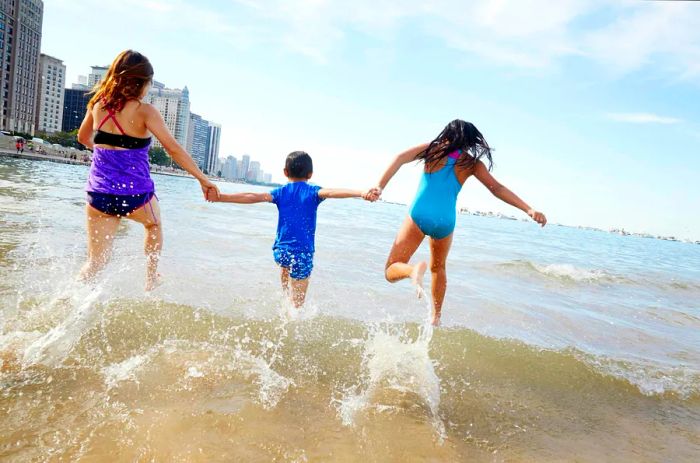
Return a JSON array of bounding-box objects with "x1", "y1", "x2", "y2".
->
[
  {"x1": 92, "y1": 100, "x2": 151, "y2": 150},
  {"x1": 423, "y1": 156, "x2": 475, "y2": 185}
]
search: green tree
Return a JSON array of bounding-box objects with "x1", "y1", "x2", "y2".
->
[
  {"x1": 149, "y1": 146, "x2": 170, "y2": 166},
  {"x1": 35, "y1": 129, "x2": 84, "y2": 149}
]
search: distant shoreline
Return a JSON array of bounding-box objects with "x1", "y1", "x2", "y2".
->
[
  {"x1": 0, "y1": 149, "x2": 282, "y2": 188},
  {"x1": 1, "y1": 150, "x2": 696, "y2": 244}
]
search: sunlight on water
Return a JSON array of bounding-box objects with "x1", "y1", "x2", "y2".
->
[{"x1": 1, "y1": 158, "x2": 699, "y2": 461}]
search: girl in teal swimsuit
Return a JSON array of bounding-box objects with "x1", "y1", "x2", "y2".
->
[{"x1": 372, "y1": 119, "x2": 547, "y2": 326}]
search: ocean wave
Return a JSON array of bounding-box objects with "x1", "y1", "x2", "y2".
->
[
  {"x1": 1, "y1": 296, "x2": 698, "y2": 462},
  {"x1": 4, "y1": 297, "x2": 697, "y2": 403},
  {"x1": 496, "y1": 260, "x2": 625, "y2": 283},
  {"x1": 494, "y1": 260, "x2": 700, "y2": 291}
]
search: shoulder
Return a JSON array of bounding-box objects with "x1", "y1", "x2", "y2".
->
[
  {"x1": 136, "y1": 102, "x2": 158, "y2": 118},
  {"x1": 270, "y1": 183, "x2": 289, "y2": 202},
  {"x1": 303, "y1": 182, "x2": 323, "y2": 196}
]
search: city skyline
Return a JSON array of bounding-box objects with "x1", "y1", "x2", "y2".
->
[
  {"x1": 30, "y1": 1, "x2": 700, "y2": 240},
  {"x1": 0, "y1": 0, "x2": 44, "y2": 135}
]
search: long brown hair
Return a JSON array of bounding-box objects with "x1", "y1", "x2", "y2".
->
[{"x1": 88, "y1": 50, "x2": 154, "y2": 112}]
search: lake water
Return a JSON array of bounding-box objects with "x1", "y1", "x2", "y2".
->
[{"x1": 1, "y1": 156, "x2": 698, "y2": 461}]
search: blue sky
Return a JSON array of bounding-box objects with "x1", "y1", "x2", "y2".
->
[{"x1": 46, "y1": 0, "x2": 700, "y2": 240}]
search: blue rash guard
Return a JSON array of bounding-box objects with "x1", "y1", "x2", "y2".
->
[{"x1": 269, "y1": 181, "x2": 325, "y2": 279}]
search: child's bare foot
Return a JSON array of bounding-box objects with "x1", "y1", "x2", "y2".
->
[
  {"x1": 431, "y1": 311, "x2": 442, "y2": 327},
  {"x1": 410, "y1": 261, "x2": 428, "y2": 298},
  {"x1": 145, "y1": 273, "x2": 162, "y2": 292}
]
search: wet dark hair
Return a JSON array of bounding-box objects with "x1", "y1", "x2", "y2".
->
[
  {"x1": 285, "y1": 151, "x2": 313, "y2": 178},
  {"x1": 418, "y1": 119, "x2": 493, "y2": 171}
]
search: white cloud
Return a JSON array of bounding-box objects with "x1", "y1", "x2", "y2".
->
[
  {"x1": 606, "y1": 113, "x2": 682, "y2": 124},
  {"x1": 53, "y1": 0, "x2": 700, "y2": 78},
  {"x1": 583, "y1": 2, "x2": 700, "y2": 78}
]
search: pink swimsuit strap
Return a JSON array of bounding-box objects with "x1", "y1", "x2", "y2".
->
[
  {"x1": 97, "y1": 104, "x2": 127, "y2": 135},
  {"x1": 448, "y1": 149, "x2": 462, "y2": 159}
]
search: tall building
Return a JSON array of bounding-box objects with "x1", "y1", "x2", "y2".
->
[
  {"x1": 0, "y1": 0, "x2": 44, "y2": 134},
  {"x1": 87, "y1": 65, "x2": 108, "y2": 88},
  {"x1": 35, "y1": 53, "x2": 64, "y2": 133},
  {"x1": 222, "y1": 155, "x2": 238, "y2": 180},
  {"x1": 62, "y1": 88, "x2": 90, "y2": 132},
  {"x1": 240, "y1": 155, "x2": 250, "y2": 180},
  {"x1": 186, "y1": 112, "x2": 209, "y2": 170},
  {"x1": 264, "y1": 173, "x2": 272, "y2": 183},
  {"x1": 204, "y1": 121, "x2": 221, "y2": 174},
  {"x1": 147, "y1": 85, "x2": 190, "y2": 148},
  {"x1": 247, "y1": 161, "x2": 260, "y2": 182}
]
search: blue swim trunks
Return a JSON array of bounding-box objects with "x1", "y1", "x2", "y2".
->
[{"x1": 273, "y1": 248, "x2": 314, "y2": 280}]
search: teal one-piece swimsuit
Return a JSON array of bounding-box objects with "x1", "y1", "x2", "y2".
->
[{"x1": 408, "y1": 150, "x2": 464, "y2": 239}]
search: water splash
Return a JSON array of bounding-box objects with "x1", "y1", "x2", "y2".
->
[
  {"x1": 22, "y1": 283, "x2": 104, "y2": 367},
  {"x1": 335, "y1": 287, "x2": 446, "y2": 441},
  {"x1": 103, "y1": 353, "x2": 149, "y2": 390}
]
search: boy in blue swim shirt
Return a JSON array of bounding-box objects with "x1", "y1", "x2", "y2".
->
[{"x1": 211, "y1": 151, "x2": 378, "y2": 307}]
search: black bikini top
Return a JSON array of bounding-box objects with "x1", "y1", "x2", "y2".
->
[{"x1": 93, "y1": 106, "x2": 152, "y2": 149}]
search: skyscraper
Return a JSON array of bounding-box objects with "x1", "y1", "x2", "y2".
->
[
  {"x1": 204, "y1": 121, "x2": 221, "y2": 174},
  {"x1": 35, "y1": 53, "x2": 65, "y2": 133},
  {"x1": 62, "y1": 88, "x2": 90, "y2": 132},
  {"x1": 223, "y1": 156, "x2": 238, "y2": 180},
  {"x1": 247, "y1": 161, "x2": 260, "y2": 182},
  {"x1": 0, "y1": 0, "x2": 44, "y2": 134},
  {"x1": 186, "y1": 112, "x2": 209, "y2": 170},
  {"x1": 87, "y1": 65, "x2": 108, "y2": 88},
  {"x1": 240, "y1": 155, "x2": 250, "y2": 180},
  {"x1": 147, "y1": 85, "x2": 190, "y2": 148}
]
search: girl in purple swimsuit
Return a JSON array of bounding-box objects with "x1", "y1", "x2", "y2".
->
[{"x1": 77, "y1": 50, "x2": 219, "y2": 291}]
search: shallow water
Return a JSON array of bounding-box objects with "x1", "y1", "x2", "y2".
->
[{"x1": 1, "y1": 157, "x2": 699, "y2": 462}]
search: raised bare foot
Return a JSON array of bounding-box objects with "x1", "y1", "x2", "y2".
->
[{"x1": 410, "y1": 261, "x2": 428, "y2": 298}]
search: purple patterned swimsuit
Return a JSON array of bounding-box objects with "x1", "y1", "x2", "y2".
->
[{"x1": 86, "y1": 106, "x2": 156, "y2": 218}]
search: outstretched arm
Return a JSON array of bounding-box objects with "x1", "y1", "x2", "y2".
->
[
  {"x1": 318, "y1": 188, "x2": 364, "y2": 200},
  {"x1": 215, "y1": 192, "x2": 273, "y2": 204},
  {"x1": 473, "y1": 161, "x2": 547, "y2": 226},
  {"x1": 374, "y1": 143, "x2": 429, "y2": 193},
  {"x1": 143, "y1": 104, "x2": 219, "y2": 200}
]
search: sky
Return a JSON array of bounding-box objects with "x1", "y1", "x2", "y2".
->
[{"x1": 44, "y1": 0, "x2": 700, "y2": 240}]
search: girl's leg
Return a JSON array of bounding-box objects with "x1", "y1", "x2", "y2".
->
[
  {"x1": 385, "y1": 216, "x2": 427, "y2": 288},
  {"x1": 428, "y1": 233, "x2": 454, "y2": 326},
  {"x1": 289, "y1": 278, "x2": 310, "y2": 309},
  {"x1": 79, "y1": 205, "x2": 120, "y2": 282},
  {"x1": 126, "y1": 196, "x2": 163, "y2": 291}
]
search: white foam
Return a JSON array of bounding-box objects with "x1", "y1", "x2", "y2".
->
[
  {"x1": 335, "y1": 322, "x2": 445, "y2": 441},
  {"x1": 233, "y1": 348, "x2": 294, "y2": 409},
  {"x1": 533, "y1": 263, "x2": 612, "y2": 282},
  {"x1": 22, "y1": 284, "x2": 104, "y2": 367},
  {"x1": 103, "y1": 354, "x2": 149, "y2": 389}
]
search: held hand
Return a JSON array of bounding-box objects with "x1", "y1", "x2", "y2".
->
[
  {"x1": 528, "y1": 209, "x2": 547, "y2": 227},
  {"x1": 200, "y1": 179, "x2": 220, "y2": 202},
  {"x1": 362, "y1": 187, "x2": 381, "y2": 202}
]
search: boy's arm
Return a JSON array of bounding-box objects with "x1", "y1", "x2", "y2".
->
[
  {"x1": 317, "y1": 188, "x2": 364, "y2": 199},
  {"x1": 216, "y1": 192, "x2": 273, "y2": 204}
]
